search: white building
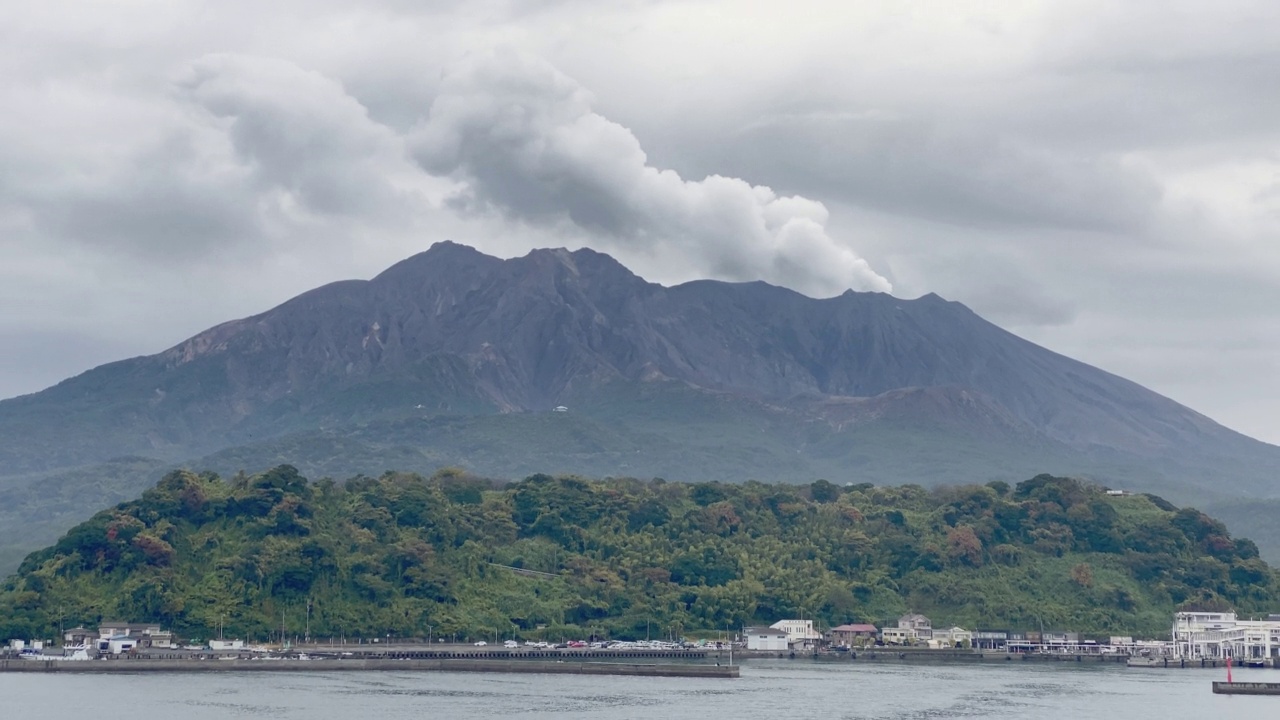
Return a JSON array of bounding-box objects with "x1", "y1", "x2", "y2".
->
[
  {"x1": 934, "y1": 627, "x2": 972, "y2": 647},
  {"x1": 744, "y1": 627, "x2": 789, "y2": 651},
  {"x1": 107, "y1": 637, "x2": 138, "y2": 655},
  {"x1": 1172, "y1": 611, "x2": 1238, "y2": 657},
  {"x1": 898, "y1": 613, "x2": 933, "y2": 640},
  {"x1": 769, "y1": 619, "x2": 822, "y2": 646},
  {"x1": 1170, "y1": 611, "x2": 1280, "y2": 660},
  {"x1": 98, "y1": 622, "x2": 161, "y2": 638},
  {"x1": 882, "y1": 627, "x2": 915, "y2": 645},
  {"x1": 95, "y1": 622, "x2": 175, "y2": 654}
]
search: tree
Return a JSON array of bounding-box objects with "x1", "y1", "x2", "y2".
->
[
  {"x1": 946, "y1": 525, "x2": 984, "y2": 567},
  {"x1": 1069, "y1": 563, "x2": 1094, "y2": 588},
  {"x1": 986, "y1": 480, "x2": 1011, "y2": 497},
  {"x1": 810, "y1": 480, "x2": 840, "y2": 504}
]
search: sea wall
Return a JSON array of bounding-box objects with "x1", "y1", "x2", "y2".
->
[{"x1": 0, "y1": 657, "x2": 738, "y2": 678}]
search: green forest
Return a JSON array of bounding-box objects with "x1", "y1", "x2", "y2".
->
[{"x1": 2, "y1": 466, "x2": 1276, "y2": 643}]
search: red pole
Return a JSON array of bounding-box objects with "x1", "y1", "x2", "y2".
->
[{"x1": 1227, "y1": 654, "x2": 1233, "y2": 683}]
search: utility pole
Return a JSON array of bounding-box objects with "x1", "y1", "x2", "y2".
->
[{"x1": 306, "y1": 598, "x2": 312, "y2": 644}]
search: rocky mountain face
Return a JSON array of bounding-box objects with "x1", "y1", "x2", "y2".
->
[
  {"x1": 3, "y1": 241, "x2": 1270, "y2": 473},
  {"x1": 2, "y1": 241, "x2": 1279, "y2": 570}
]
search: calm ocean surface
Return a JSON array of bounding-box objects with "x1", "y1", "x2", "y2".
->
[{"x1": 0, "y1": 659, "x2": 1272, "y2": 718}]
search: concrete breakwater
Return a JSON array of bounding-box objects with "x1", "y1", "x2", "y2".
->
[
  {"x1": 0, "y1": 657, "x2": 738, "y2": 678},
  {"x1": 280, "y1": 646, "x2": 709, "y2": 662},
  {"x1": 1212, "y1": 681, "x2": 1280, "y2": 695}
]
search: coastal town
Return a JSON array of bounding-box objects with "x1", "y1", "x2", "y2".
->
[{"x1": 6, "y1": 610, "x2": 1280, "y2": 669}]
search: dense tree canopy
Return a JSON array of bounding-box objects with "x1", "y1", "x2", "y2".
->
[{"x1": 2, "y1": 468, "x2": 1276, "y2": 643}]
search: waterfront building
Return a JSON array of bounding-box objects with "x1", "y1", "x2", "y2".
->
[
  {"x1": 827, "y1": 623, "x2": 878, "y2": 647},
  {"x1": 94, "y1": 621, "x2": 177, "y2": 654},
  {"x1": 897, "y1": 613, "x2": 932, "y2": 640},
  {"x1": 1172, "y1": 611, "x2": 1238, "y2": 658},
  {"x1": 106, "y1": 637, "x2": 139, "y2": 655},
  {"x1": 1172, "y1": 611, "x2": 1280, "y2": 660},
  {"x1": 972, "y1": 630, "x2": 1008, "y2": 651},
  {"x1": 98, "y1": 621, "x2": 162, "y2": 639},
  {"x1": 769, "y1": 619, "x2": 822, "y2": 646},
  {"x1": 935, "y1": 627, "x2": 973, "y2": 647},
  {"x1": 1043, "y1": 631, "x2": 1080, "y2": 646},
  {"x1": 743, "y1": 627, "x2": 788, "y2": 651},
  {"x1": 881, "y1": 627, "x2": 915, "y2": 645},
  {"x1": 63, "y1": 627, "x2": 94, "y2": 646}
]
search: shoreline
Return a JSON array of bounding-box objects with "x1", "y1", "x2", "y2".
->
[
  {"x1": 0, "y1": 649, "x2": 1237, "y2": 675},
  {"x1": 0, "y1": 657, "x2": 739, "y2": 678}
]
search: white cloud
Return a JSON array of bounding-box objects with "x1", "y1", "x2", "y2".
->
[{"x1": 411, "y1": 48, "x2": 892, "y2": 296}]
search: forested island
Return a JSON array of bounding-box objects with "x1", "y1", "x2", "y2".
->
[{"x1": 2, "y1": 467, "x2": 1275, "y2": 642}]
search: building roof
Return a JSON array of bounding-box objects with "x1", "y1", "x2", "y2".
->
[
  {"x1": 898, "y1": 613, "x2": 930, "y2": 622},
  {"x1": 831, "y1": 624, "x2": 878, "y2": 633},
  {"x1": 744, "y1": 626, "x2": 788, "y2": 636}
]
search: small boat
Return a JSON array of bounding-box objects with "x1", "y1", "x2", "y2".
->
[
  {"x1": 1127, "y1": 655, "x2": 1163, "y2": 667},
  {"x1": 1245, "y1": 659, "x2": 1268, "y2": 668},
  {"x1": 20, "y1": 647, "x2": 90, "y2": 662}
]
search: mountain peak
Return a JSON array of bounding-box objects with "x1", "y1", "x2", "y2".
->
[
  {"x1": 373, "y1": 240, "x2": 495, "y2": 282},
  {"x1": 1, "y1": 239, "x2": 1275, "y2": 510}
]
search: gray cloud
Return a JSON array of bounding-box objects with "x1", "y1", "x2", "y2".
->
[
  {"x1": 410, "y1": 48, "x2": 892, "y2": 296},
  {"x1": 179, "y1": 54, "x2": 413, "y2": 218},
  {"x1": 723, "y1": 111, "x2": 1163, "y2": 234},
  {"x1": 26, "y1": 136, "x2": 258, "y2": 260}
]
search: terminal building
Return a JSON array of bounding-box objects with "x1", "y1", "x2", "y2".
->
[{"x1": 1172, "y1": 611, "x2": 1280, "y2": 660}]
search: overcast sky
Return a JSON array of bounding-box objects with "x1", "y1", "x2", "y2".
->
[{"x1": 2, "y1": 0, "x2": 1278, "y2": 444}]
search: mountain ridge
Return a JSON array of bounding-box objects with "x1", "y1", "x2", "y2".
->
[{"x1": 1, "y1": 240, "x2": 1276, "y2": 499}]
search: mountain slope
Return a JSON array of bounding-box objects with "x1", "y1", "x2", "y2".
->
[{"x1": 1, "y1": 241, "x2": 1278, "y2": 549}]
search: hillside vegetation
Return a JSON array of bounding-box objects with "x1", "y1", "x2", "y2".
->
[{"x1": 2, "y1": 468, "x2": 1275, "y2": 642}]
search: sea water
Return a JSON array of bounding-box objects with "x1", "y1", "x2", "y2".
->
[{"x1": 0, "y1": 659, "x2": 1269, "y2": 718}]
